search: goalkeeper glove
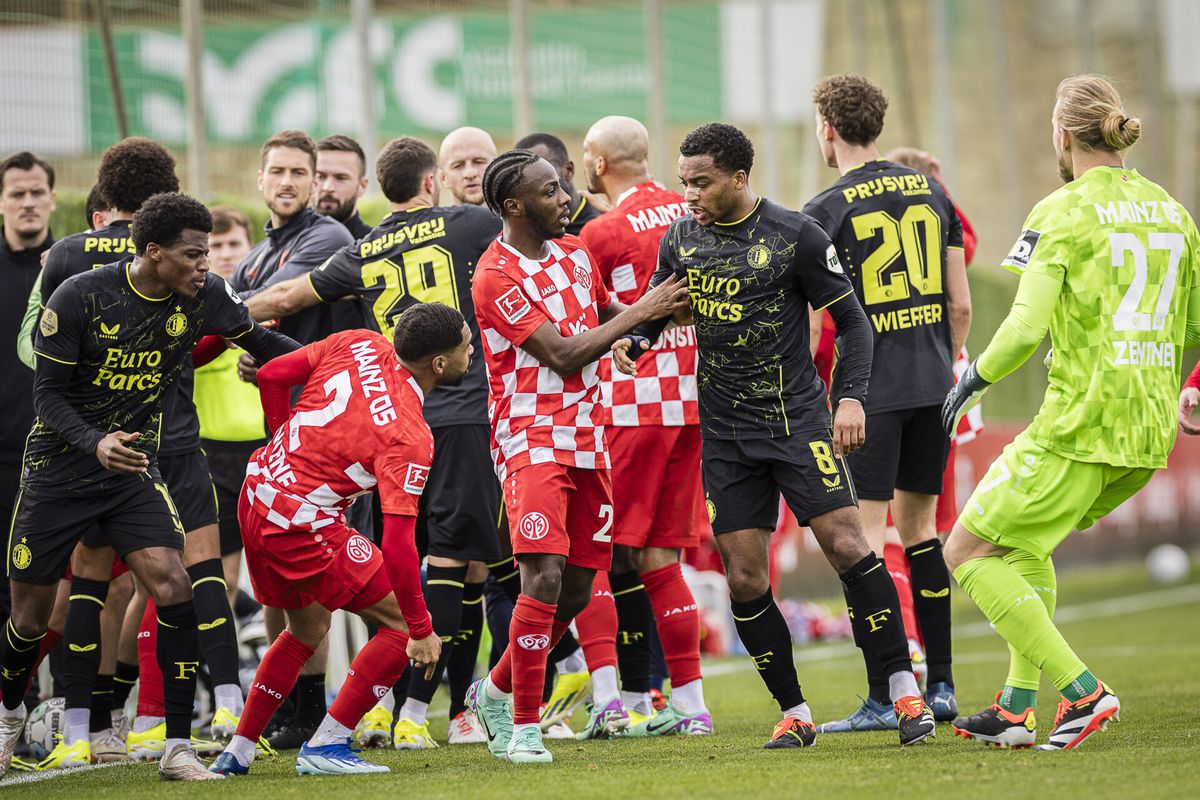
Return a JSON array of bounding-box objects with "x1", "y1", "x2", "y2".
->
[{"x1": 941, "y1": 360, "x2": 990, "y2": 437}]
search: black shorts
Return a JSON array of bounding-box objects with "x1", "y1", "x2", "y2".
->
[
  {"x1": 844, "y1": 405, "x2": 949, "y2": 501},
  {"x1": 8, "y1": 474, "x2": 185, "y2": 585},
  {"x1": 202, "y1": 438, "x2": 266, "y2": 556},
  {"x1": 701, "y1": 431, "x2": 857, "y2": 535},
  {"x1": 415, "y1": 425, "x2": 502, "y2": 562},
  {"x1": 159, "y1": 449, "x2": 220, "y2": 533}
]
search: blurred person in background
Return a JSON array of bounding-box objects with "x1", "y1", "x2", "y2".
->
[
  {"x1": 315, "y1": 134, "x2": 371, "y2": 239},
  {"x1": 439, "y1": 127, "x2": 497, "y2": 206}
]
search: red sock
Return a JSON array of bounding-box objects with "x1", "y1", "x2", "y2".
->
[
  {"x1": 235, "y1": 631, "x2": 315, "y2": 740},
  {"x1": 642, "y1": 562, "x2": 702, "y2": 686},
  {"x1": 488, "y1": 595, "x2": 555, "y2": 725},
  {"x1": 327, "y1": 626, "x2": 409, "y2": 728},
  {"x1": 884, "y1": 542, "x2": 921, "y2": 645},
  {"x1": 35, "y1": 628, "x2": 62, "y2": 674},
  {"x1": 136, "y1": 599, "x2": 164, "y2": 717},
  {"x1": 491, "y1": 615, "x2": 571, "y2": 696},
  {"x1": 573, "y1": 573, "x2": 617, "y2": 671}
]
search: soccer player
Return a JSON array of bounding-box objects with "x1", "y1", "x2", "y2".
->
[
  {"x1": 209, "y1": 304, "x2": 471, "y2": 776},
  {"x1": 439, "y1": 126, "x2": 497, "y2": 207},
  {"x1": 0, "y1": 192, "x2": 298, "y2": 780},
  {"x1": 1, "y1": 151, "x2": 56, "y2": 627},
  {"x1": 803, "y1": 74, "x2": 970, "y2": 730},
  {"x1": 943, "y1": 75, "x2": 1200, "y2": 750},
  {"x1": 232, "y1": 129, "x2": 355, "y2": 747},
  {"x1": 315, "y1": 134, "x2": 372, "y2": 239},
  {"x1": 618, "y1": 123, "x2": 934, "y2": 749},
  {"x1": 465, "y1": 149, "x2": 689, "y2": 763},
  {"x1": 516, "y1": 132, "x2": 603, "y2": 235},
  {"x1": 1181, "y1": 362, "x2": 1200, "y2": 435},
  {"x1": 576, "y1": 115, "x2": 711, "y2": 735},
  {"x1": 243, "y1": 136, "x2": 505, "y2": 748}
]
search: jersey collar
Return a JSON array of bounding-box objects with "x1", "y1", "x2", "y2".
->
[
  {"x1": 125, "y1": 262, "x2": 172, "y2": 302},
  {"x1": 714, "y1": 197, "x2": 762, "y2": 227},
  {"x1": 615, "y1": 181, "x2": 659, "y2": 208}
]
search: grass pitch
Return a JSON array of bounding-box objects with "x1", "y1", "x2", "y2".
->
[{"x1": 3, "y1": 562, "x2": 1196, "y2": 800}]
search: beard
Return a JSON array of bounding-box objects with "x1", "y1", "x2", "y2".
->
[{"x1": 317, "y1": 193, "x2": 356, "y2": 223}]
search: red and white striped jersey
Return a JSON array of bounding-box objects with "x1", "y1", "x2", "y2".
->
[
  {"x1": 243, "y1": 330, "x2": 433, "y2": 532},
  {"x1": 472, "y1": 234, "x2": 613, "y2": 479},
  {"x1": 580, "y1": 182, "x2": 699, "y2": 427}
]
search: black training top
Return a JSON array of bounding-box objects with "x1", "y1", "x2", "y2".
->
[{"x1": 0, "y1": 229, "x2": 54, "y2": 464}]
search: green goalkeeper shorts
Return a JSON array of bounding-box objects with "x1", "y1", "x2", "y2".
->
[{"x1": 959, "y1": 433, "x2": 1155, "y2": 560}]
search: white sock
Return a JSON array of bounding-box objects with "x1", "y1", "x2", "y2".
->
[
  {"x1": 621, "y1": 690, "x2": 653, "y2": 717},
  {"x1": 226, "y1": 734, "x2": 257, "y2": 766},
  {"x1": 511, "y1": 722, "x2": 540, "y2": 744},
  {"x1": 888, "y1": 670, "x2": 920, "y2": 703},
  {"x1": 214, "y1": 683, "x2": 244, "y2": 716},
  {"x1": 378, "y1": 689, "x2": 395, "y2": 713},
  {"x1": 164, "y1": 737, "x2": 189, "y2": 754},
  {"x1": 669, "y1": 679, "x2": 708, "y2": 716},
  {"x1": 89, "y1": 727, "x2": 113, "y2": 744},
  {"x1": 557, "y1": 648, "x2": 586, "y2": 674},
  {"x1": 591, "y1": 666, "x2": 619, "y2": 706},
  {"x1": 484, "y1": 676, "x2": 510, "y2": 701},
  {"x1": 399, "y1": 698, "x2": 429, "y2": 726},
  {"x1": 0, "y1": 703, "x2": 26, "y2": 720},
  {"x1": 782, "y1": 702, "x2": 812, "y2": 723},
  {"x1": 307, "y1": 714, "x2": 353, "y2": 747},
  {"x1": 64, "y1": 708, "x2": 89, "y2": 746},
  {"x1": 133, "y1": 715, "x2": 165, "y2": 733}
]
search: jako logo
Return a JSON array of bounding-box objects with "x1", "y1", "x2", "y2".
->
[
  {"x1": 254, "y1": 682, "x2": 283, "y2": 700},
  {"x1": 517, "y1": 634, "x2": 550, "y2": 650},
  {"x1": 662, "y1": 604, "x2": 697, "y2": 617},
  {"x1": 519, "y1": 512, "x2": 550, "y2": 540}
]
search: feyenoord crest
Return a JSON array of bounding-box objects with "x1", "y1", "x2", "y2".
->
[
  {"x1": 11, "y1": 537, "x2": 32, "y2": 570},
  {"x1": 166, "y1": 307, "x2": 188, "y2": 337},
  {"x1": 746, "y1": 244, "x2": 771, "y2": 268}
]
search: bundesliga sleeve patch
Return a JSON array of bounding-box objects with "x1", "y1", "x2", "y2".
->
[
  {"x1": 403, "y1": 463, "x2": 430, "y2": 495},
  {"x1": 1001, "y1": 229, "x2": 1041, "y2": 270},
  {"x1": 826, "y1": 244, "x2": 844, "y2": 274},
  {"x1": 495, "y1": 286, "x2": 532, "y2": 325},
  {"x1": 39, "y1": 308, "x2": 58, "y2": 337}
]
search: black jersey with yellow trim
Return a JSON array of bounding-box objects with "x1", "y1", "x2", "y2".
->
[
  {"x1": 25, "y1": 264, "x2": 253, "y2": 496},
  {"x1": 803, "y1": 160, "x2": 963, "y2": 412},
  {"x1": 565, "y1": 194, "x2": 602, "y2": 236},
  {"x1": 653, "y1": 198, "x2": 856, "y2": 440},
  {"x1": 309, "y1": 204, "x2": 501, "y2": 427}
]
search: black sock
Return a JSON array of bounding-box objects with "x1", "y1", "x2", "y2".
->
[
  {"x1": 842, "y1": 582, "x2": 890, "y2": 704},
  {"x1": 542, "y1": 630, "x2": 581, "y2": 701},
  {"x1": 64, "y1": 576, "x2": 108, "y2": 715},
  {"x1": 906, "y1": 538, "x2": 953, "y2": 687},
  {"x1": 730, "y1": 589, "x2": 804, "y2": 712},
  {"x1": 841, "y1": 553, "x2": 912, "y2": 699},
  {"x1": 405, "y1": 565, "x2": 467, "y2": 705},
  {"x1": 90, "y1": 674, "x2": 114, "y2": 732},
  {"x1": 295, "y1": 673, "x2": 326, "y2": 727},
  {"x1": 0, "y1": 619, "x2": 43, "y2": 710},
  {"x1": 392, "y1": 665, "x2": 411, "y2": 708},
  {"x1": 113, "y1": 659, "x2": 138, "y2": 710},
  {"x1": 611, "y1": 570, "x2": 652, "y2": 694},
  {"x1": 187, "y1": 558, "x2": 239, "y2": 688},
  {"x1": 446, "y1": 582, "x2": 484, "y2": 718},
  {"x1": 488, "y1": 557, "x2": 522, "y2": 603},
  {"x1": 156, "y1": 600, "x2": 201, "y2": 741}
]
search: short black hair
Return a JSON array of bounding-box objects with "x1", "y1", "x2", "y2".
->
[
  {"x1": 0, "y1": 151, "x2": 55, "y2": 192},
  {"x1": 131, "y1": 192, "x2": 213, "y2": 256},
  {"x1": 481, "y1": 149, "x2": 541, "y2": 217},
  {"x1": 375, "y1": 137, "x2": 438, "y2": 203},
  {"x1": 85, "y1": 184, "x2": 107, "y2": 228},
  {"x1": 393, "y1": 302, "x2": 466, "y2": 362},
  {"x1": 317, "y1": 134, "x2": 367, "y2": 176},
  {"x1": 679, "y1": 123, "x2": 755, "y2": 175},
  {"x1": 514, "y1": 132, "x2": 569, "y2": 167},
  {"x1": 97, "y1": 137, "x2": 179, "y2": 214}
]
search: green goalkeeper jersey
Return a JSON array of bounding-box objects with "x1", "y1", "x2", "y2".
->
[{"x1": 992, "y1": 167, "x2": 1200, "y2": 469}]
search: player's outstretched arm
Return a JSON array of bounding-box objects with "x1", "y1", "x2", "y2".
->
[
  {"x1": 255, "y1": 345, "x2": 317, "y2": 431},
  {"x1": 945, "y1": 247, "x2": 972, "y2": 355},
  {"x1": 524, "y1": 275, "x2": 689, "y2": 378},
  {"x1": 244, "y1": 275, "x2": 323, "y2": 323},
  {"x1": 381, "y1": 514, "x2": 438, "y2": 677},
  {"x1": 1181, "y1": 344, "x2": 1200, "y2": 435},
  {"x1": 17, "y1": 271, "x2": 43, "y2": 370}
]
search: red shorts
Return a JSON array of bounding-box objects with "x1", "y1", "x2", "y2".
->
[
  {"x1": 608, "y1": 424, "x2": 707, "y2": 549},
  {"x1": 935, "y1": 445, "x2": 957, "y2": 532},
  {"x1": 503, "y1": 462, "x2": 613, "y2": 571},
  {"x1": 238, "y1": 489, "x2": 388, "y2": 611}
]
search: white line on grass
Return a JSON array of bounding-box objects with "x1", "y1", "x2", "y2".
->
[{"x1": 0, "y1": 761, "x2": 124, "y2": 787}]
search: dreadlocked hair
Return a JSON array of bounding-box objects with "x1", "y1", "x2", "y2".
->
[{"x1": 482, "y1": 148, "x2": 540, "y2": 217}]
